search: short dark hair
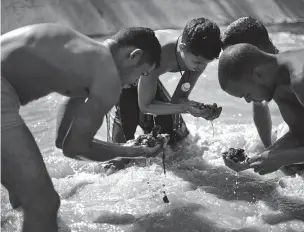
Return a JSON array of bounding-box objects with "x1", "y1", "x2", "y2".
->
[
  {"x1": 218, "y1": 43, "x2": 272, "y2": 90},
  {"x1": 112, "y1": 27, "x2": 161, "y2": 68},
  {"x1": 181, "y1": 17, "x2": 222, "y2": 60},
  {"x1": 222, "y1": 17, "x2": 278, "y2": 54}
]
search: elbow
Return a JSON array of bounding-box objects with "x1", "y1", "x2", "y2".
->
[
  {"x1": 55, "y1": 137, "x2": 63, "y2": 150},
  {"x1": 55, "y1": 135, "x2": 76, "y2": 158},
  {"x1": 62, "y1": 144, "x2": 77, "y2": 159},
  {"x1": 140, "y1": 107, "x2": 149, "y2": 114},
  {"x1": 60, "y1": 140, "x2": 78, "y2": 159},
  {"x1": 139, "y1": 103, "x2": 150, "y2": 114}
]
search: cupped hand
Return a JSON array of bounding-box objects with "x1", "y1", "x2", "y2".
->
[
  {"x1": 145, "y1": 134, "x2": 170, "y2": 158},
  {"x1": 186, "y1": 101, "x2": 222, "y2": 120},
  {"x1": 222, "y1": 154, "x2": 250, "y2": 172}
]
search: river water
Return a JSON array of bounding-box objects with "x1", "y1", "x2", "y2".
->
[{"x1": 1, "y1": 27, "x2": 304, "y2": 232}]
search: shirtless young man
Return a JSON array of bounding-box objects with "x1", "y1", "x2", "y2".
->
[
  {"x1": 218, "y1": 43, "x2": 304, "y2": 175},
  {"x1": 1, "y1": 23, "x2": 162, "y2": 232},
  {"x1": 222, "y1": 17, "x2": 279, "y2": 150}
]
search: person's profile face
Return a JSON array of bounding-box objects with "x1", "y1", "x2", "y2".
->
[
  {"x1": 225, "y1": 75, "x2": 276, "y2": 103},
  {"x1": 181, "y1": 51, "x2": 212, "y2": 72}
]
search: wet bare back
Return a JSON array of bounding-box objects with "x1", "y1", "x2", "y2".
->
[
  {"x1": 273, "y1": 49, "x2": 304, "y2": 134},
  {"x1": 1, "y1": 23, "x2": 122, "y2": 232},
  {"x1": 1, "y1": 23, "x2": 121, "y2": 105}
]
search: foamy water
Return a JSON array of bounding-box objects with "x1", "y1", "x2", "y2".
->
[{"x1": 1, "y1": 30, "x2": 304, "y2": 232}]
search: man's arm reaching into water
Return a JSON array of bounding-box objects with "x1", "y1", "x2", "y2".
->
[
  {"x1": 248, "y1": 147, "x2": 304, "y2": 175},
  {"x1": 59, "y1": 63, "x2": 162, "y2": 161},
  {"x1": 253, "y1": 102, "x2": 272, "y2": 148},
  {"x1": 57, "y1": 96, "x2": 162, "y2": 162},
  {"x1": 138, "y1": 70, "x2": 202, "y2": 115}
]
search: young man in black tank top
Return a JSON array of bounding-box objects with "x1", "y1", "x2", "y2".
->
[{"x1": 110, "y1": 18, "x2": 223, "y2": 170}]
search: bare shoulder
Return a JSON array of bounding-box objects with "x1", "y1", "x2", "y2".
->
[
  {"x1": 155, "y1": 29, "x2": 181, "y2": 46},
  {"x1": 2, "y1": 23, "x2": 69, "y2": 41},
  {"x1": 155, "y1": 29, "x2": 182, "y2": 37},
  {"x1": 287, "y1": 49, "x2": 304, "y2": 107},
  {"x1": 278, "y1": 48, "x2": 304, "y2": 78},
  {"x1": 1, "y1": 23, "x2": 95, "y2": 49},
  {"x1": 291, "y1": 72, "x2": 304, "y2": 107}
]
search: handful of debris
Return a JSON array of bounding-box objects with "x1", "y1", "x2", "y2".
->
[
  {"x1": 132, "y1": 125, "x2": 168, "y2": 147},
  {"x1": 192, "y1": 102, "x2": 222, "y2": 121},
  {"x1": 222, "y1": 148, "x2": 248, "y2": 163}
]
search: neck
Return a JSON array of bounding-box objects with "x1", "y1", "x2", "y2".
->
[
  {"x1": 276, "y1": 62, "x2": 291, "y2": 86},
  {"x1": 104, "y1": 39, "x2": 125, "y2": 86},
  {"x1": 174, "y1": 36, "x2": 188, "y2": 71}
]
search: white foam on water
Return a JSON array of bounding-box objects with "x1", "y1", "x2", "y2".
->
[{"x1": 2, "y1": 121, "x2": 303, "y2": 232}]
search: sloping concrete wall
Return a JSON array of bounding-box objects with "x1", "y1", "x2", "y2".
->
[{"x1": 2, "y1": 0, "x2": 304, "y2": 35}]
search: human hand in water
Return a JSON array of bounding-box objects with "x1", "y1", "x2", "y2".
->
[
  {"x1": 248, "y1": 150, "x2": 286, "y2": 175},
  {"x1": 145, "y1": 134, "x2": 170, "y2": 158},
  {"x1": 223, "y1": 156, "x2": 250, "y2": 172},
  {"x1": 222, "y1": 149, "x2": 250, "y2": 172},
  {"x1": 128, "y1": 133, "x2": 170, "y2": 158},
  {"x1": 186, "y1": 101, "x2": 222, "y2": 120}
]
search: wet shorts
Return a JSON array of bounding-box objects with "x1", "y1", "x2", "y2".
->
[{"x1": 1, "y1": 76, "x2": 24, "y2": 131}]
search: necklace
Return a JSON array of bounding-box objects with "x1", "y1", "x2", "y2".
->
[
  {"x1": 174, "y1": 36, "x2": 191, "y2": 89},
  {"x1": 172, "y1": 36, "x2": 191, "y2": 137},
  {"x1": 175, "y1": 35, "x2": 184, "y2": 77}
]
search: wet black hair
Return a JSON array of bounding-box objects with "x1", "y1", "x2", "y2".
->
[
  {"x1": 222, "y1": 17, "x2": 278, "y2": 54},
  {"x1": 112, "y1": 27, "x2": 162, "y2": 68},
  {"x1": 218, "y1": 43, "x2": 273, "y2": 90},
  {"x1": 181, "y1": 17, "x2": 222, "y2": 60}
]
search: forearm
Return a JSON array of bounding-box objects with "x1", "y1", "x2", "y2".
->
[
  {"x1": 253, "y1": 103, "x2": 272, "y2": 148},
  {"x1": 77, "y1": 139, "x2": 148, "y2": 162},
  {"x1": 141, "y1": 100, "x2": 188, "y2": 115},
  {"x1": 280, "y1": 147, "x2": 304, "y2": 166}
]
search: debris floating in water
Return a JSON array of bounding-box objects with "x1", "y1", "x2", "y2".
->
[
  {"x1": 162, "y1": 191, "x2": 169, "y2": 203},
  {"x1": 222, "y1": 148, "x2": 247, "y2": 163}
]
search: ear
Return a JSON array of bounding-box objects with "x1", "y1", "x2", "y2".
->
[
  {"x1": 253, "y1": 66, "x2": 264, "y2": 84},
  {"x1": 129, "y1": 49, "x2": 143, "y2": 65},
  {"x1": 179, "y1": 43, "x2": 187, "y2": 52}
]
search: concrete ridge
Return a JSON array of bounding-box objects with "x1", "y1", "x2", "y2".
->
[{"x1": 2, "y1": 0, "x2": 304, "y2": 35}]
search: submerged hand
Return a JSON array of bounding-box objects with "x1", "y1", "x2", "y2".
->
[{"x1": 248, "y1": 150, "x2": 285, "y2": 175}]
